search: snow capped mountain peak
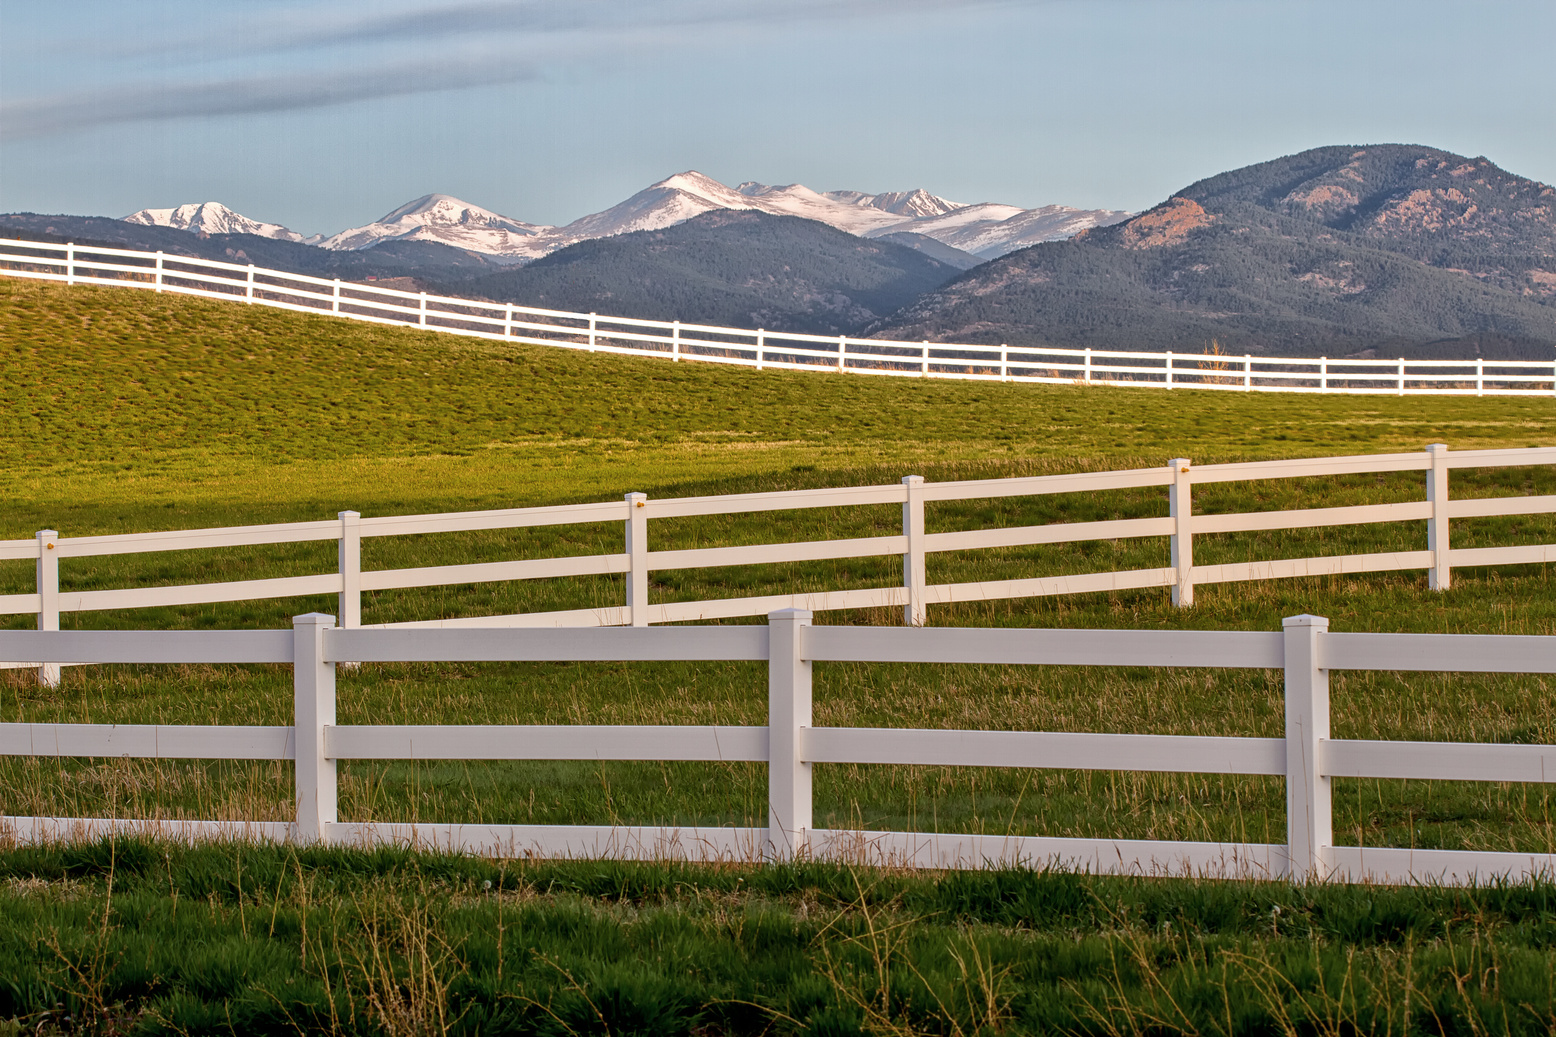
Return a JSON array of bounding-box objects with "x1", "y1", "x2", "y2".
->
[
  {"x1": 555, "y1": 172, "x2": 755, "y2": 242},
  {"x1": 655, "y1": 171, "x2": 747, "y2": 202},
  {"x1": 379, "y1": 193, "x2": 471, "y2": 219},
  {"x1": 318, "y1": 194, "x2": 550, "y2": 253},
  {"x1": 859, "y1": 189, "x2": 966, "y2": 219},
  {"x1": 123, "y1": 202, "x2": 305, "y2": 242}
]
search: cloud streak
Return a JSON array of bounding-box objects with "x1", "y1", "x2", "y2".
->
[
  {"x1": 120, "y1": 0, "x2": 1016, "y2": 59},
  {"x1": 2, "y1": 57, "x2": 542, "y2": 139}
]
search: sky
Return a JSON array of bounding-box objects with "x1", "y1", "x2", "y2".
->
[{"x1": 3, "y1": 0, "x2": 1554, "y2": 237}]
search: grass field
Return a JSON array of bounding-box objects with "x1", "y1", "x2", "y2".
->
[
  {"x1": 5, "y1": 841, "x2": 1556, "y2": 1036},
  {"x1": 4, "y1": 278, "x2": 1556, "y2": 1033}
]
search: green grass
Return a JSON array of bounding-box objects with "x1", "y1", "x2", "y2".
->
[
  {"x1": 3, "y1": 840, "x2": 1556, "y2": 1036},
  {"x1": 4, "y1": 279, "x2": 1553, "y2": 534},
  {"x1": 4, "y1": 280, "x2": 1556, "y2": 1032}
]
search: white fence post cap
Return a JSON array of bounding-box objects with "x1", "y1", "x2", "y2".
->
[
  {"x1": 769, "y1": 608, "x2": 813, "y2": 621},
  {"x1": 293, "y1": 613, "x2": 337, "y2": 627},
  {"x1": 1282, "y1": 614, "x2": 1329, "y2": 630}
]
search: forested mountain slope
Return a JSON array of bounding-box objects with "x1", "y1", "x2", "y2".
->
[
  {"x1": 441, "y1": 210, "x2": 963, "y2": 335},
  {"x1": 872, "y1": 145, "x2": 1556, "y2": 358}
]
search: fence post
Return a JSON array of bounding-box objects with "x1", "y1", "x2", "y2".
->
[
  {"x1": 419, "y1": 292, "x2": 428, "y2": 326},
  {"x1": 767, "y1": 608, "x2": 813, "y2": 862},
  {"x1": 1475, "y1": 359, "x2": 1484, "y2": 397},
  {"x1": 672, "y1": 320, "x2": 681, "y2": 361},
  {"x1": 921, "y1": 340, "x2": 929, "y2": 376},
  {"x1": 155, "y1": 251, "x2": 164, "y2": 292},
  {"x1": 1001, "y1": 343, "x2": 1009, "y2": 382},
  {"x1": 1165, "y1": 351, "x2": 1174, "y2": 389},
  {"x1": 35, "y1": 530, "x2": 60, "y2": 689},
  {"x1": 902, "y1": 475, "x2": 927, "y2": 626},
  {"x1": 330, "y1": 279, "x2": 340, "y2": 314},
  {"x1": 1397, "y1": 358, "x2": 1405, "y2": 395},
  {"x1": 1283, "y1": 614, "x2": 1332, "y2": 882},
  {"x1": 756, "y1": 328, "x2": 765, "y2": 370},
  {"x1": 1084, "y1": 347, "x2": 1092, "y2": 384},
  {"x1": 1169, "y1": 459, "x2": 1193, "y2": 607},
  {"x1": 840, "y1": 336, "x2": 848, "y2": 372},
  {"x1": 1426, "y1": 443, "x2": 1451, "y2": 591},
  {"x1": 504, "y1": 303, "x2": 514, "y2": 339},
  {"x1": 293, "y1": 613, "x2": 337, "y2": 845},
  {"x1": 588, "y1": 313, "x2": 597, "y2": 351},
  {"x1": 246, "y1": 265, "x2": 255, "y2": 303},
  {"x1": 1244, "y1": 355, "x2": 1252, "y2": 390},
  {"x1": 65, "y1": 244, "x2": 75, "y2": 286},
  {"x1": 338, "y1": 511, "x2": 361, "y2": 666},
  {"x1": 1319, "y1": 357, "x2": 1328, "y2": 391},
  {"x1": 625, "y1": 493, "x2": 649, "y2": 627}
]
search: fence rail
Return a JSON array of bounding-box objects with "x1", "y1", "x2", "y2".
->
[
  {"x1": 5, "y1": 444, "x2": 1555, "y2": 685},
  {"x1": 4, "y1": 238, "x2": 1553, "y2": 395},
  {"x1": 4, "y1": 611, "x2": 1555, "y2": 885}
]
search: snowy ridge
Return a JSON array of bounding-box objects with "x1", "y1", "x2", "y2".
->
[
  {"x1": 312, "y1": 172, "x2": 1129, "y2": 260},
  {"x1": 901, "y1": 203, "x2": 1133, "y2": 258},
  {"x1": 123, "y1": 174, "x2": 1131, "y2": 262},
  {"x1": 123, "y1": 202, "x2": 309, "y2": 242}
]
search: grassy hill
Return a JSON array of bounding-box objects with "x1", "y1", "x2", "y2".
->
[
  {"x1": 3, "y1": 281, "x2": 1556, "y2": 1032},
  {"x1": 4, "y1": 278, "x2": 1552, "y2": 535},
  {"x1": 875, "y1": 144, "x2": 1556, "y2": 358}
]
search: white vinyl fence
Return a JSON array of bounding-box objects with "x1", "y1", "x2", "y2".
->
[
  {"x1": 5, "y1": 445, "x2": 1555, "y2": 687},
  {"x1": 3, "y1": 609, "x2": 1555, "y2": 885},
  {"x1": 4, "y1": 237, "x2": 1553, "y2": 395}
]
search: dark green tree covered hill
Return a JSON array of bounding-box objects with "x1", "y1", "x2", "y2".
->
[
  {"x1": 437, "y1": 210, "x2": 962, "y2": 334},
  {"x1": 871, "y1": 145, "x2": 1556, "y2": 358}
]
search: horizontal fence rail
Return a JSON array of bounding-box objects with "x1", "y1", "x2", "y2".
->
[
  {"x1": 3, "y1": 611, "x2": 1555, "y2": 886},
  {"x1": 4, "y1": 238, "x2": 1553, "y2": 396},
  {"x1": 5, "y1": 445, "x2": 1555, "y2": 685}
]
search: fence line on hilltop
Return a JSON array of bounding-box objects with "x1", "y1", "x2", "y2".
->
[{"x1": 3, "y1": 237, "x2": 1553, "y2": 395}]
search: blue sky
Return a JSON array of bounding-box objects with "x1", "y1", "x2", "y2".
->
[{"x1": 3, "y1": 0, "x2": 1553, "y2": 236}]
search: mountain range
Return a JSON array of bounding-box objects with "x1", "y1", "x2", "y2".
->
[
  {"x1": 122, "y1": 172, "x2": 1131, "y2": 264},
  {"x1": 5, "y1": 146, "x2": 1553, "y2": 358}
]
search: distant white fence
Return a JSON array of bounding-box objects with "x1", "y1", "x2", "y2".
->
[
  {"x1": 3, "y1": 610, "x2": 1555, "y2": 885},
  {"x1": 5, "y1": 445, "x2": 1555, "y2": 686},
  {"x1": 3, "y1": 237, "x2": 1552, "y2": 395}
]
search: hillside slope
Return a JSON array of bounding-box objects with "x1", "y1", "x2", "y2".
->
[
  {"x1": 873, "y1": 145, "x2": 1556, "y2": 358},
  {"x1": 441, "y1": 210, "x2": 963, "y2": 334},
  {"x1": 3, "y1": 277, "x2": 1549, "y2": 479}
]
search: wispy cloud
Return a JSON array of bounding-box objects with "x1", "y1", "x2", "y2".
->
[
  {"x1": 128, "y1": 0, "x2": 1013, "y2": 58},
  {"x1": 4, "y1": 0, "x2": 1020, "y2": 138},
  {"x1": 2, "y1": 57, "x2": 542, "y2": 139}
]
